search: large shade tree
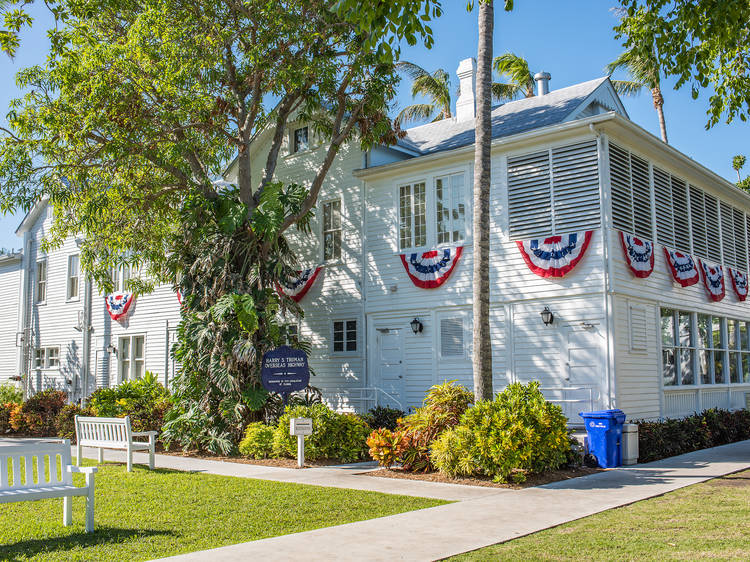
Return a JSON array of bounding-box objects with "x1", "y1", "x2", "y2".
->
[{"x1": 0, "y1": 0, "x2": 442, "y2": 452}]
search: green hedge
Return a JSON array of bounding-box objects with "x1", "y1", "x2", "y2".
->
[{"x1": 637, "y1": 408, "x2": 750, "y2": 463}]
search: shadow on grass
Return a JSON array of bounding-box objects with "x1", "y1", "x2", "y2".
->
[{"x1": 0, "y1": 527, "x2": 176, "y2": 561}]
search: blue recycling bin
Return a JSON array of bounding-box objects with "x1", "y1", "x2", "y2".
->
[{"x1": 579, "y1": 409, "x2": 627, "y2": 468}]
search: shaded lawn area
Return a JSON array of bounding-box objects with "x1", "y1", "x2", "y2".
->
[
  {"x1": 449, "y1": 469, "x2": 750, "y2": 561},
  {"x1": 0, "y1": 460, "x2": 447, "y2": 561}
]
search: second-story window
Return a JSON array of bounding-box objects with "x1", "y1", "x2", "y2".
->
[
  {"x1": 67, "y1": 255, "x2": 80, "y2": 300},
  {"x1": 293, "y1": 126, "x2": 309, "y2": 153},
  {"x1": 36, "y1": 259, "x2": 47, "y2": 303},
  {"x1": 399, "y1": 182, "x2": 426, "y2": 250},
  {"x1": 323, "y1": 200, "x2": 342, "y2": 261},
  {"x1": 435, "y1": 172, "x2": 466, "y2": 244}
]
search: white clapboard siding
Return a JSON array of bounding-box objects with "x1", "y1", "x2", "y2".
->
[{"x1": 0, "y1": 258, "x2": 22, "y2": 383}]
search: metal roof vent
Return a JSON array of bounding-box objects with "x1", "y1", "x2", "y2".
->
[{"x1": 534, "y1": 72, "x2": 551, "y2": 96}]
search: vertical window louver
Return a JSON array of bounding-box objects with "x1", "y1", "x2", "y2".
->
[
  {"x1": 720, "y1": 201, "x2": 736, "y2": 268},
  {"x1": 704, "y1": 193, "x2": 721, "y2": 262},
  {"x1": 609, "y1": 143, "x2": 633, "y2": 233},
  {"x1": 653, "y1": 167, "x2": 674, "y2": 247},
  {"x1": 689, "y1": 185, "x2": 707, "y2": 258},
  {"x1": 671, "y1": 177, "x2": 690, "y2": 252},
  {"x1": 507, "y1": 150, "x2": 552, "y2": 238},
  {"x1": 551, "y1": 140, "x2": 600, "y2": 233},
  {"x1": 736, "y1": 209, "x2": 748, "y2": 272},
  {"x1": 631, "y1": 154, "x2": 653, "y2": 240}
]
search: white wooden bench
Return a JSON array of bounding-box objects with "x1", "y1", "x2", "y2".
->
[
  {"x1": 75, "y1": 416, "x2": 157, "y2": 472},
  {"x1": 0, "y1": 439, "x2": 97, "y2": 532}
]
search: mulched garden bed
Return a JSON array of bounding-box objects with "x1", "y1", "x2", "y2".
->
[
  {"x1": 158, "y1": 449, "x2": 350, "y2": 469},
  {"x1": 361, "y1": 466, "x2": 602, "y2": 489}
]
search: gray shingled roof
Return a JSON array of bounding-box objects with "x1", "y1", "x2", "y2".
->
[{"x1": 397, "y1": 77, "x2": 609, "y2": 155}]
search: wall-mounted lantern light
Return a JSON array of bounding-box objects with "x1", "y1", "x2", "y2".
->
[
  {"x1": 106, "y1": 344, "x2": 117, "y2": 354},
  {"x1": 540, "y1": 306, "x2": 554, "y2": 326},
  {"x1": 410, "y1": 317, "x2": 424, "y2": 334}
]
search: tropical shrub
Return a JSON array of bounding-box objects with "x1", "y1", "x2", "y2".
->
[
  {"x1": 637, "y1": 408, "x2": 750, "y2": 463},
  {"x1": 0, "y1": 403, "x2": 13, "y2": 434},
  {"x1": 0, "y1": 382, "x2": 23, "y2": 405},
  {"x1": 431, "y1": 381, "x2": 570, "y2": 483},
  {"x1": 89, "y1": 372, "x2": 171, "y2": 432},
  {"x1": 366, "y1": 428, "x2": 402, "y2": 468},
  {"x1": 10, "y1": 389, "x2": 67, "y2": 436},
  {"x1": 55, "y1": 404, "x2": 94, "y2": 442},
  {"x1": 238, "y1": 422, "x2": 275, "y2": 459},
  {"x1": 363, "y1": 406, "x2": 404, "y2": 431},
  {"x1": 385, "y1": 380, "x2": 474, "y2": 472},
  {"x1": 272, "y1": 404, "x2": 371, "y2": 462}
]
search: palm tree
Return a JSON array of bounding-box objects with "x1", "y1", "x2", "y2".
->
[
  {"x1": 491, "y1": 52, "x2": 535, "y2": 101},
  {"x1": 732, "y1": 155, "x2": 746, "y2": 182},
  {"x1": 607, "y1": 48, "x2": 668, "y2": 143},
  {"x1": 472, "y1": 0, "x2": 495, "y2": 403},
  {"x1": 394, "y1": 62, "x2": 452, "y2": 126}
]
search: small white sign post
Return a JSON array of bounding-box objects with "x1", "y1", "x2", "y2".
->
[{"x1": 289, "y1": 417, "x2": 313, "y2": 468}]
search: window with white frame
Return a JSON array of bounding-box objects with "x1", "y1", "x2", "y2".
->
[
  {"x1": 323, "y1": 200, "x2": 342, "y2": 261},
  {"x1": 399, "y1": 182, "x2": 426, "y2": 250},
  {"x1": 293, "y1": 126, "x2": 309, "y2": 153},
  {"x1": 111, "y1": 264, "x2": 131, "y2": 292},
  {"x1": 119, "y1": 335, "x2": 145, "y2": 381},
  {"x1": 34, "y1": 347, "x2": 60, "y2": 369},
  {"x1": 440, "y1": 316, "x2": 465, "y2": 358},
  {"x1": 36, "y1": 259, "x2": 47, "y2": 303},
  {"x1": 67, "y1": 254, "x2": 80, "y2": 300},
  {"x1": 435, "y1": 172, "x2": 466, "y2": 244},
  {"x1": 332, "y1": 320, "x2": 356, "y2": 353},
  {"x1": 661, "y1": 308, "x2": 694, "y2": 386}
]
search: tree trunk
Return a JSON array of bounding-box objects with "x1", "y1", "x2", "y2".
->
[
  {"x1": 651, "y1": 86, "x2": 668, "y2": 143},
  {"x1": 472, "y1": 0, "x2": 494, "y2": 403}
]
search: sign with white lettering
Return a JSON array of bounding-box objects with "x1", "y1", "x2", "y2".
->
[
  {"x1": 290, "y1": 417, "x2": 313, "y2": 436},
  {"x1": 261, "y1": 345, "x2": 310, "y2": 398}
]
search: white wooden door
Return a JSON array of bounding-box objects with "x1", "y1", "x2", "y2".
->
[
  {"x1": 376, "y1": 328, "x2": 404, "y2": 409},
  {"x1": 563, "y1": 324, "x2": 604, "y2": 416}
]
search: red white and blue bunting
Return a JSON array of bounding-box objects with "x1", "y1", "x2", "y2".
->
[
  {"x1": 275, "y1": 266, "x2": 323, "y2": 302},
  {"x1": 516, "y1": 231, "x2": 593, "y2": 278},
  {"x1": 619, "y1": 231, "x2": 655, "y2": 278},
  {"x1": 663, "y1": 247, "x2": 700, "y2": 287},
  {"x1": 105, "y1": 292, "x2": 134, "y2": 321},
  {"x1": 400, "y1": 246, "x2": 463, "y2": 289},
  {"x1": 699, "y1": 260, "x2": 725, "y2": 302},
  {"x1": 730, "y1": 268, "x2": 748, "y2": 301},
  {"x1": 176, "y1": 289, "x2": 184, "y2": 306}
]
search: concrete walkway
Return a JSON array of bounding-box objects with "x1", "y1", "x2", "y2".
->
[{"x1": 141, "y1": 440, "x2": 750, "y2": 561}]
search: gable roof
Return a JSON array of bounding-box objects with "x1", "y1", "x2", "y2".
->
[{"x1": 396, "y1": 77, "x2": 623, "y2": 156}]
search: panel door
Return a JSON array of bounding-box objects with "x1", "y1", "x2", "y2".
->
[{"x1": 376, "y1": 328, "x2": 404, "y2": 409}]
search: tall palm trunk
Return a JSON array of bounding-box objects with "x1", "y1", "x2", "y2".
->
[
  {"x1": 651, "y1": 86, "x2": 668, "y2": 143},
  {"x1": 472, "y1": 0, "x2": 493, "y2": 402}
]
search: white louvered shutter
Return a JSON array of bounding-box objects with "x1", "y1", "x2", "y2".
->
[
  {"x1": 551, "y1": 141, "x2": 600, "y2": 233},
  {"x1": 672, "y1": 177, "x2": 690, "y2": 252},
  {"x1": 630, "y1": 155, "x2": 652, "y2": 239},
  {"x1": 507, "y1": 151, "x2": 552, "y2": 239},
  {"x1": 704, "y1": 193, "x2": 721, "y2": 262},
  {"x1": 609, "y1": 143, "x2": 633, "y2": 233},
  {"x1": 629, "y1": 304, "x2": 648, "y2": 352},
  {"x1": 689, "y1": 185, "x2": 707, "y2": 258},
  {"x1": 440, "y1": 317, "x2": 464, "y2": 358},
  {"x1": 653, "y1": 167, "x2": 674, "y2": 247},
  {"x1": 720, "y1": 201, "x2": 736, "y2": 268}
]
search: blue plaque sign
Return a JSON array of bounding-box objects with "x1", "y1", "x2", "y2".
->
[{"x1": 261, "y1": 345, "x2": 310, "y2": 400}]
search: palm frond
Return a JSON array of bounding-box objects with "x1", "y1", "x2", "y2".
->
[
  {"x1": 395, "y1": 104, "x2": 436, "y2": 126},
  {"x1": 606, "y1": 48, "x2": 660, "y2": 89},
  {"x1": 611, "y1": 79, "x2": 645, "y2": 97},
  {"x1": 493, "y1": 52, "x2": 534, "y2": 90},
  {"x1": 395, "y1": 61, "x2": 430, "y2": 81},
  {"x1": 491, "y1": 82, "x2": 524, "y2": 102}
]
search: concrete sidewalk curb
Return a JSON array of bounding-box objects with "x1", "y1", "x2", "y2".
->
[{"x1": 147, "y1": 440, "x2": 750, "y2": 562}]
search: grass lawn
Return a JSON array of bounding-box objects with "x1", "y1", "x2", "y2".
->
[
  {"x1": 449, "y1": 469, "x2": 750, "y2": 561},
  {"x1": 0, "y1": 460, "x2": 446, "y2": 561}
]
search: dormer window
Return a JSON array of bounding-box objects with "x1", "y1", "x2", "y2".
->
[{"x1": 293, "y1": 126, "x2": 309, "y2": 153}]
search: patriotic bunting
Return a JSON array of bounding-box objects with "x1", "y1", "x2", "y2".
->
[
  {"x1": 400, "y1": 246, "x2": 463, "y2": 289},
  {"x1": 663, "y1": 247, "x2": 700, "y2": 287},
  {"x1": 699, "y1": 260, "x2": 725, "y2": 302},
  {"x1": 516, "y1": 231, "x2": 593, "y2": 278},
  {"x1": 176, "y1": 290, "x2": 184, "y2": 306},
  {"x1": 619, "y1": 231, "x2": 655, "y2": 278},
  {"x1": 276, "y1": 266, "x2": 323, "y2": 302},
  {"x1": 730, "y1": 268, "x2": 748, "y2": 301},
  {"x1": 105, "y1": 292, "x2": 134, "y2": 321}
]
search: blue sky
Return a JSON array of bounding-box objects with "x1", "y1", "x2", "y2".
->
[{"x1": 0, "y1": 0, "x2": 747, "y2": 249}]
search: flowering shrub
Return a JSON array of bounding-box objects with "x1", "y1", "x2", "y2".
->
[
  {"x1": 238, "y1": 422, "x2": 275, "y2": 459},
  {"x1": 272, "y1": 403, "x2": 371, "y2": 462},
  {"x1": 10, "y1": 389, "x2": 67, "y2": 436},
  {"x1": 366, "y1": 428, "x2": 401, "y2": 468},
  {"x1": 0, "y1": 403, "x2": 13, "y2": 434},
  {"x1": 89, "y1": 372, "x2": 171, "y2": 432},
  {"x1": 431, "y1": 381, "x2": 570, "y2": 483}
]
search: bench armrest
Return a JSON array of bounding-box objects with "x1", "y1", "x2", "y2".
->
[
  {"x1": 67, "y1": 465, "x2": 98, "y2": 474},
  {"x1": 131, "y1": 431, "x2": 158, "y2": 438}
]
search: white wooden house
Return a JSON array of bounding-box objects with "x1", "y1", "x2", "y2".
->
[{"x1": 2, "y1": 57, "x2": 750, "y2": 423}]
